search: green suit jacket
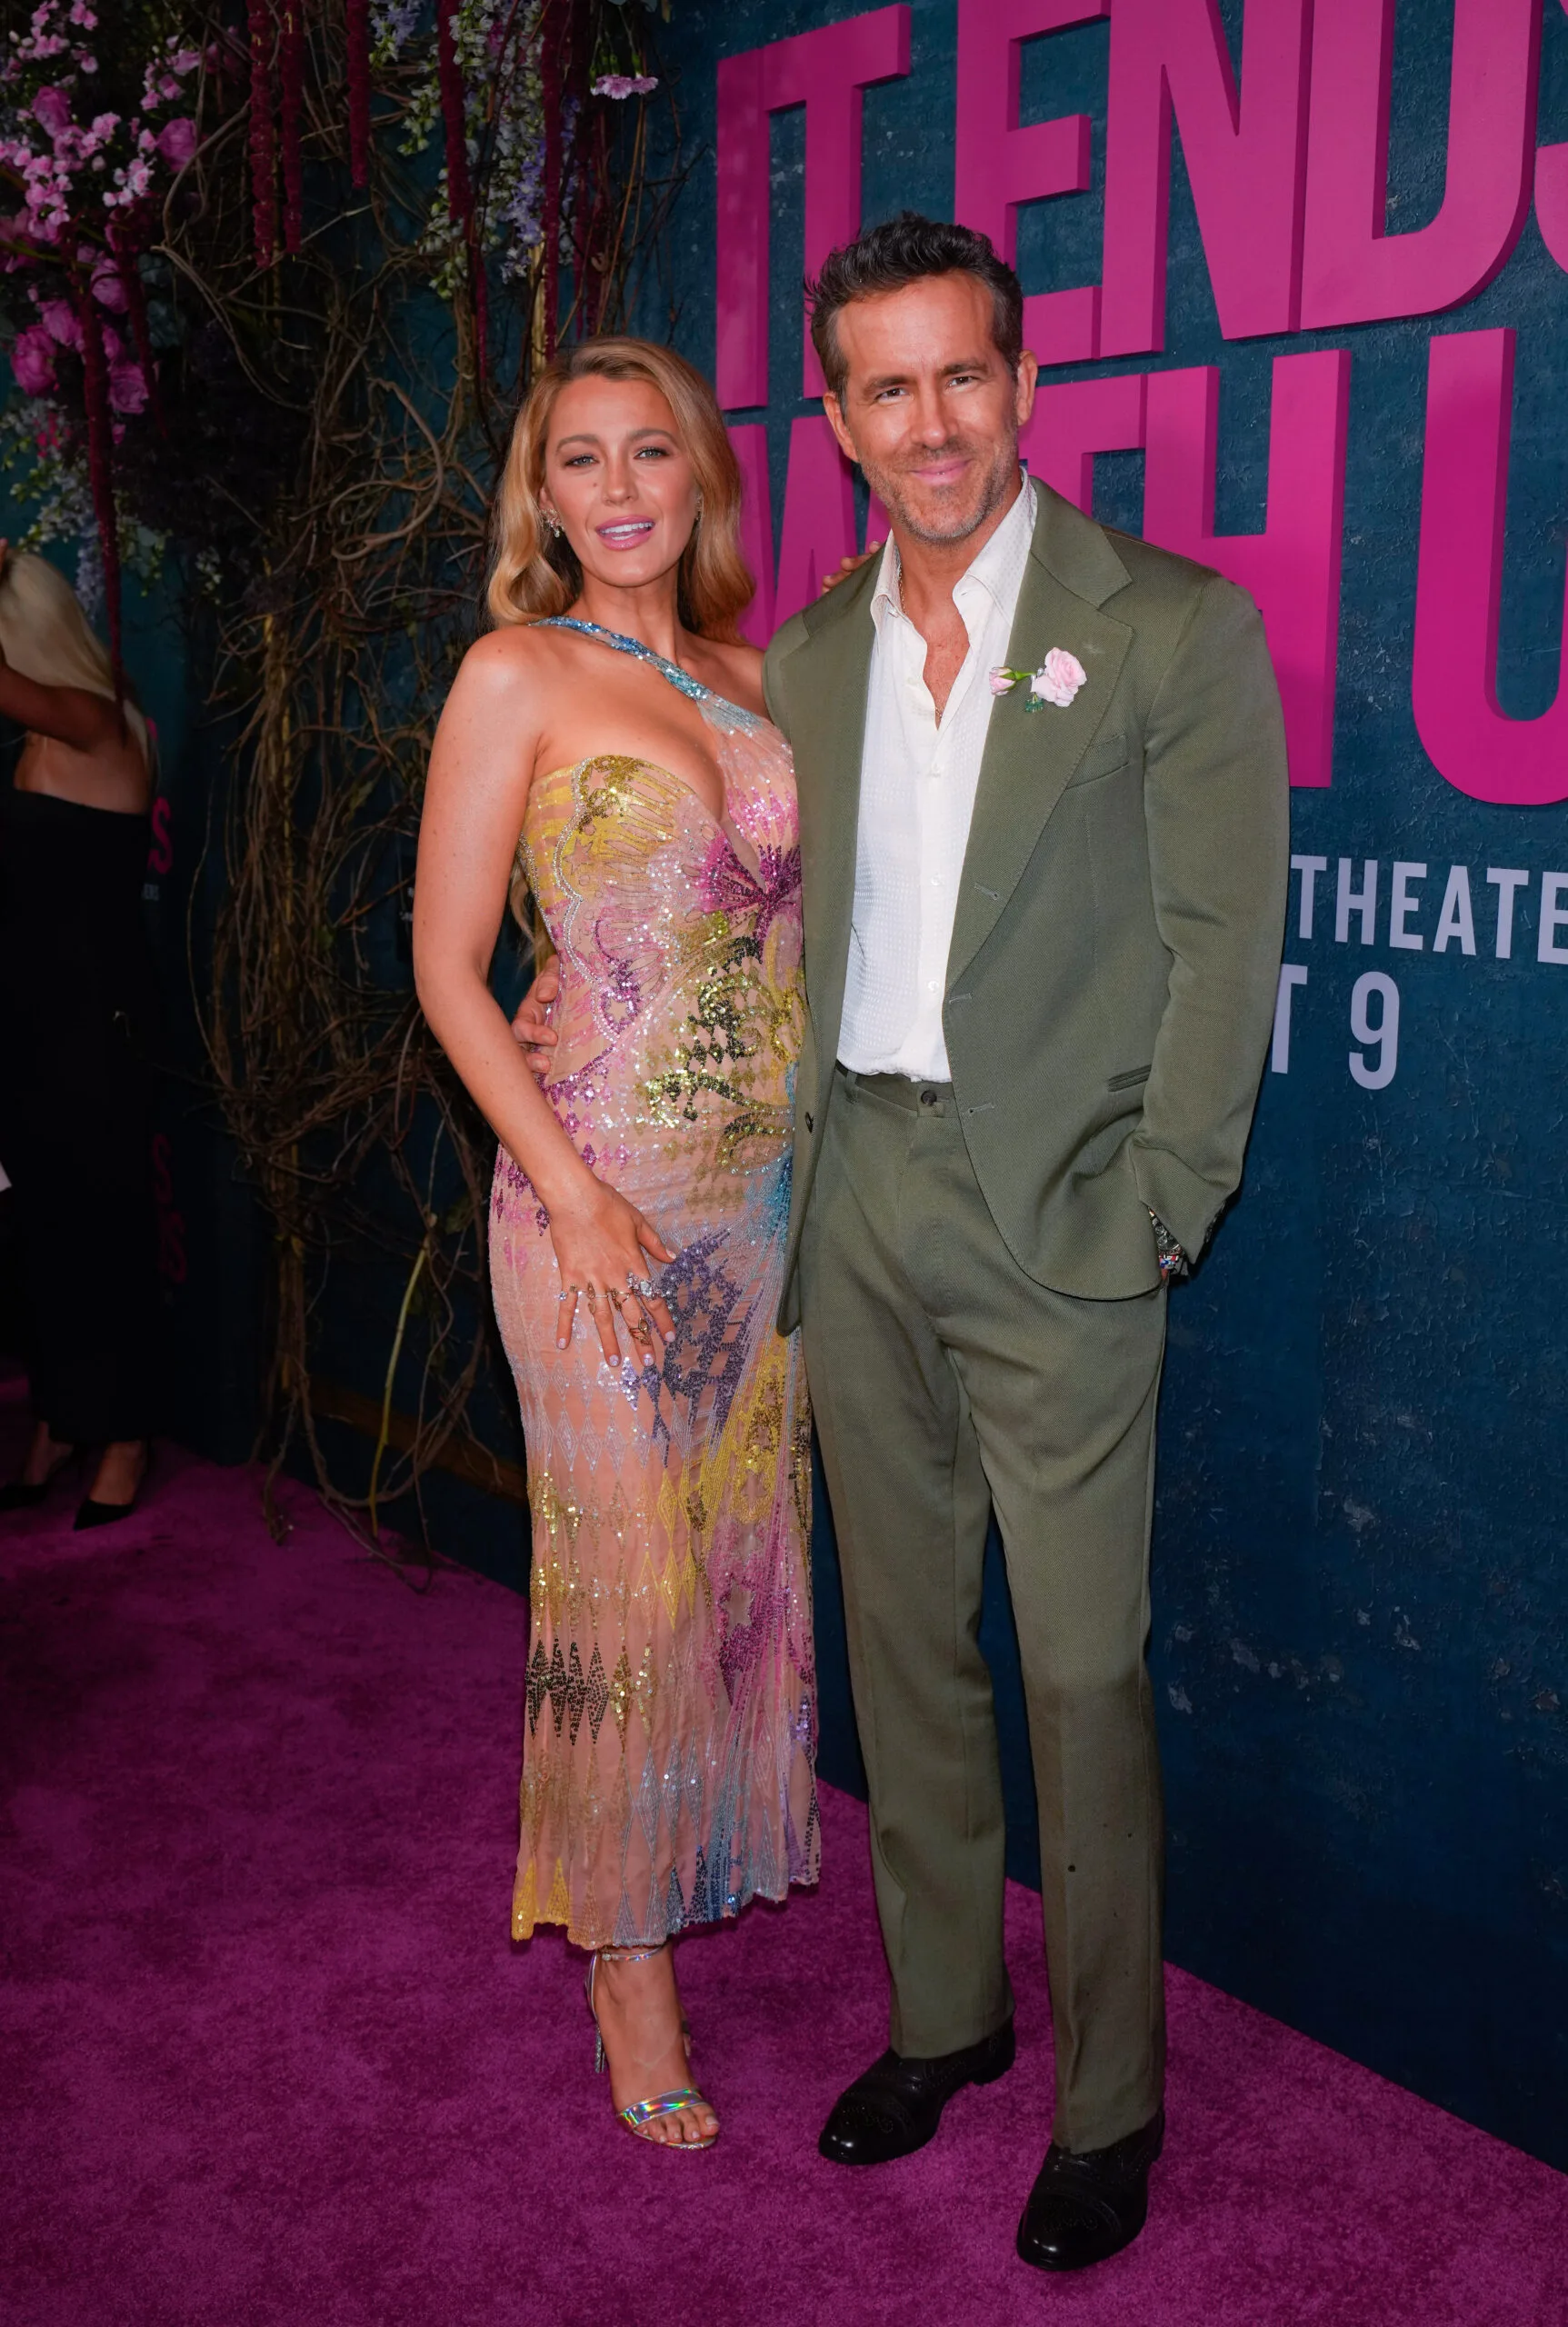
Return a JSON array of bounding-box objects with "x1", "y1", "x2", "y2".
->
[{"x1": 762, "y1": 483, "x2": 1291, "y2": 1333}]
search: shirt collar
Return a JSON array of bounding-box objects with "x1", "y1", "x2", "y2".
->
[{"x1": 870, "y1": 468, "x2": 1036, "y2": 634}]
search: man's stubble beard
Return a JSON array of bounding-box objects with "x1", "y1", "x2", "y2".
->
[{"x1": 858, "y1": 425, "x2": 1021, "y2": 550}]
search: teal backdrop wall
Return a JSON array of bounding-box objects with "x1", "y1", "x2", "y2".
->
[{"x1": 635, "y1": 0, "x2": 1568, "y2": 2171}]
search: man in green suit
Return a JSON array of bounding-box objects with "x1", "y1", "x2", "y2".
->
[{"x1": 763, "y1": 215, "x2": 1288, "y2": 2272}]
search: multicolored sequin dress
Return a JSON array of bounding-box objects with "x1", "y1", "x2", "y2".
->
[{"x1": 494, "y1": 620, "x2": 819, "y2": 1951}]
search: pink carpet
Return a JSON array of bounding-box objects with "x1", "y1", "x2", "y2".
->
[{"x1": 2, "y1": 1378, "x2": 1564, "y2": 2327}]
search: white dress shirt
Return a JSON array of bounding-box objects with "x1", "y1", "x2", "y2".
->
[{"x1": 838, "y1": 474, "x2": 1037, "y2": 1081}]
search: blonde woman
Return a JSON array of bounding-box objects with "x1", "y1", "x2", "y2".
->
[
  {"x1": 414, "y1": 341, "x2": 817, "y2": 2151},
  {"x1": 0, "y1": 544, "x2": 158, "y2": 1525}
]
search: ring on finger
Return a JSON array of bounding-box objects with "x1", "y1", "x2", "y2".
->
[
  {"x1": 626, "y1": 1271, "x2": 657, "y2": 1300},
  {"x1": 584, "y1": 1285, "x2": 598, "y2": 1307}
]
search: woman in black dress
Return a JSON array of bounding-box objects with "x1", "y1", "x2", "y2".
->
[{"x1": 0, "y1": 544, "x2": 158, "y2": 1525}]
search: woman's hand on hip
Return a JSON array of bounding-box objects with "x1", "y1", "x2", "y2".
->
[
  {"x1": 512, "y1": 962, "x2": 560, "y2": 1082},
  {"x1": 549, "y1": 1180, "x2": 677, "y2": 1363}
]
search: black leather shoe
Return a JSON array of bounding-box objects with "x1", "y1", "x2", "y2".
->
[
  {"x1": 1016, "y1": 2107, "x2": 1164, "y2": 2272},
  {"x1": 0, "y1": 1476, "x2": 52, "y2": 1511},
  {"x1": 0, "y1": 1444, "x2": 77, "y2": 1510},
  {"x1": 74, "y1": 1446, "x2": 152, "y2": 1532},
  {"x1": 818, "y1": 2021, "x2": 1015, "y2": 2165}
]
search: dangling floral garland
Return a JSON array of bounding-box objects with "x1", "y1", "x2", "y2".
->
[
  {"x1": 1, "y1": 0, "x2": 682, "y2": 1543},
  {"x1": 0, "y1": 4, "x2": 203, "y2": 654},
  {"x1": 1, "y1": 0, "x2": 669, "y2": 654}
]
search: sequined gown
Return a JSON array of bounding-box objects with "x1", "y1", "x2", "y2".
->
[{"x1": 493, "y1": 621, "x2": 818, "y2": 1950}]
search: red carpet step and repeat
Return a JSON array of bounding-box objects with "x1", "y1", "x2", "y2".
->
[{"x1": 2, "y1": 1378, "x2": 1563, "y2": 2327}]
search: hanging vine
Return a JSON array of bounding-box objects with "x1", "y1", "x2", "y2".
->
[{"x1": 0, "y1": 0, "x2": 688, "y2": 1550}]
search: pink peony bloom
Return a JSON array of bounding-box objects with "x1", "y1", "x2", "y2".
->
[
  {"x1": 107, "y1": 356, "x2": 147, "y2": 415},
  {"x1": 155, "y1": 115, "x2": 197, "y2": 166},
  {"x1": 37, "y1": 295, "x2": 81, "y2": 345},
  {"x1": 10, "y1": 322, "x2": 58, "y2": 395},
  {"x1": 1029, "y1": 647, "x2": 1088, "y2": 709},
  {"x1": 989, "y1": 666, "x2": 1014, "y2": 695},
  {"x1": 90, "y1": 256, "x2": 126, "y2": 309},
  {"x1": 33, "y1": 85, "x2": 73, "y2": 137}
]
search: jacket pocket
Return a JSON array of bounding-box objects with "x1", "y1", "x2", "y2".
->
[
  {"x1": 1107, "y1": 1064, "x2": 1152, "y2": 1092},
  {"x1": 1065, "y1": 734, "x2": 1131, "y2": 790}
]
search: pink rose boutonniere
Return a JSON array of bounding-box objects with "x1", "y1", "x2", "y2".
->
[{"x1": 988, "y1": 648, "x2": 1089, "y2": 713}]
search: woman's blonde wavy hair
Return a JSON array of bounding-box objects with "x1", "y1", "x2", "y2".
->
[
  {"x1": 486, "y1": 337, "x2": 754, "y2": 643},
  {"x1": 0, "y1": 549, "x2": 151, "y2": 768}
]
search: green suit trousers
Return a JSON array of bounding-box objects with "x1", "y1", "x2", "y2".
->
[{"x1": 799, "y1": 1067, "x2": 1168, "y2": 2153}]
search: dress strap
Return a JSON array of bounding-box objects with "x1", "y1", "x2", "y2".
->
[{"x1": 535, "y1": 616, "x2": 713, "y2": 705}]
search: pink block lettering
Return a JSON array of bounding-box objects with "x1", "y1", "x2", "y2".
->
[
  {"x1": 774, "y1": 415, "x2": 860, "y2": 629},
  {"x1": 954, "y1": 0, "x2": 1108, "y2": 365},
  {"x1": 1024, "y1": 286, "x2": 1102, "y2": 370},
  {"x1": 727, "y1": 423, "x2": 776, "y2": 649},
  {"x1": 1100, "y1": 0, "x2": 1313, "y2": 357},
  {"x1": 1301, "y1": 0, "x2": 1539, "y2": 329},
  {"x1": 1020, "y1": 371, "x2": 1146, "y2": 510},
  {"x1": 1412, "y1": 328, "x2": 1568, "y2": 807},
  {"x1": 715, "y1": 50, "x2": 769, "y2": 412},
  {"x1": 714, "y1": 8, "x2": 912, "y2": 409},
  {"x1": 1143, "y1": 351, "x2": 1351, "y2": 789},
  {"x1": 147, "y1": 794, "x2": 174, "y2": 876},
  {"x1": 1536, "y1": 1, "x2": 1568, "y2": 273}
]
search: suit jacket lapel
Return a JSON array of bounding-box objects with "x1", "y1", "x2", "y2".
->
[
  {"x1": 947, "y1": 493, "x2": 1134, "y2": 985},
  {"x1": 784, "y1": 559, "x2": 878, "y2": 1084}
]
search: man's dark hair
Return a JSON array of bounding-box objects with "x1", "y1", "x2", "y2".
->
[{"x1": 806, "y1": 212, "x2": 1024, "y2": 402}]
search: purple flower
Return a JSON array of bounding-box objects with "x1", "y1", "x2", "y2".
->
[
  {"x1": 37, "y1": 295, "x2": 80, "y2": 345},
  {"x1": 10, "y1": 322, "x2": 57, "y2": 394},
  {"x1": 90, "y1": 256, "x2": 125, "y2": 309},
  {"x1": 33, "y1": 85, "x2": 73, "y2": 137},
  {"x1": 155, "y1": 115, "x2": 195, "y2": 167},
  {"x1": 107, "y1": 355, "x2": 146, "y2": 415}
]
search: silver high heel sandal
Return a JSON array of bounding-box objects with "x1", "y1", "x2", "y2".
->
[{"x1": 584, "y1": 1942, "x2": 718, "y2": 2150}]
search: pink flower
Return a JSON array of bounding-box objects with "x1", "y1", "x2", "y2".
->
[
  {"x1": 10, "y1": 322, "x2": 58, "y2": 394},
  {"x1": 37, "y1": 295, "x2": 81, "y2": 345},
  {"x1": 107, "y1": 355, "x2": 146, "y2": 414},
  {"x1": 33, "y1": 85, "x2": 73, "y2": 137},
  {"x1": 155, "y1": 115, "x2": 196, "y2": 166},
  {"x1": 988, "y1": 666, "x2": 1014, "y2": 695},
  {"x1": 591, "y1": 73, "x2": 658, "y2": 99},
  {"x1": 1029, "y1": 647, "x2": 1088, "y2": 709},
  {"x1": 90, "y1": 256, "x2": 126, "y2": 309}
]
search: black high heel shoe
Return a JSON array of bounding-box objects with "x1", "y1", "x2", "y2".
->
[
  {"x1": 75, "y1": 1443, "x2": 152, "y2": 1532},
  {"x1": 0, "y1": 1443, "x2": 78, "y2": 1511}
]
